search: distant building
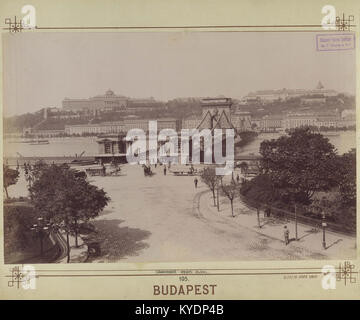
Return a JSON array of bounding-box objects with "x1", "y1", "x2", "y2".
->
[
  {"x1": 123, "y1": 118, "x2": 181, "y2": 132},
  {"x1": 316, "y1": 81, "x2": 324, "y2": 89},
  {"x1": 126, "y1": 97, "x2": 165, "y2": 113},
  {"x1": 300, "y1": 97, "x2": 326, "y2": 105},
  {"x1": 260, "y1": 115, "x2": 283, "y2": 132},
  {"x1": 284, "y1": 112, "x2": 341, "y2": 129},
  {"x1": 284, "y1": 113, "x2": 318, "y2": 129},
  {"x1": 65, "y1": 121, "x2": 125, "y2": 135},
  {"x1": 241, "y1": 82, "x2": 338, "y2": 105},
  {"x1": 62, "y1": 90, "x2": 166, "y2": 114},
  {"x1": 250, "y1": 118, "x2": 262, "y2": 130},
  {"x1": 338, "y1": 109, "x2": 356, "y2": 128},
  {"x1": 58, "y1": 113, "x2": 82, "y2": 120},
  {"x1": 337, "y1": 119, "x2": 356, "y2": 128},
  {"x1": 23, "y1": 128, "x2": 65, "y2": 137},
  {"x1": 63, "y1": 89, "x2": 128, "y2": 111},
  {"x1": 316, "y1": 114, "x2": 340, "y2": 128},
  {"x1": 341, "y1": 109, "x2": 356, "y2": 120},
  {"x1": 64, "y1": 118, "x2": 181, "y2": 136}
]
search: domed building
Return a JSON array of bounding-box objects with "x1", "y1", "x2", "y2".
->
[{"x1": 62, "y1": 89, "x2": 128, "y2": 111}]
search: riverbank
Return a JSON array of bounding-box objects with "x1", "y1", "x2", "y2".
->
[
  {"x1": 4, "y1": 156, "x2": 96, "y2": 166},
  {"x1": 4, "y1": 129, "x2": 356, "y2": 160},
  {"x1": 236, "y1": 131, "x2": 258, "y2": 148},
  {"x1": 237, "y1": 130, "x2": 356, "y2": 155}
]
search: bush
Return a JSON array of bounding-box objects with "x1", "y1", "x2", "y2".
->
[
  {"x1": 240, "y1": 174, "x2": 280, "y2": 208},
  {"x1": 4, "y1": 204, "x2": 37, "y2": 252}
]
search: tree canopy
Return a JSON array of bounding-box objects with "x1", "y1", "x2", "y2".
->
[
  {"x1": 259, "y1": 127, "x2": 339, "y2": 204},
  {"x1": 240, "y1": 174, "x2": 280, "y2": 208},
  {"x1": 29, "y1": 164, "x2": 110, "y2": 251},
  {"x1": 3, "y1": 165, "x2": 20, "y2": 199},
  {"x1": 337, "y1": 150, "x2": 356, "y2": 206}
]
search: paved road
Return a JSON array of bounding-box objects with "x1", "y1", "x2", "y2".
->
[{"x1": 87, "y1": 164, "x2": 343, "y2": 263}]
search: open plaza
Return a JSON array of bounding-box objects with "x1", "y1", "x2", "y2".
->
[{"x1": 8, "y1": 162, "x2": 356, "y2": 263}]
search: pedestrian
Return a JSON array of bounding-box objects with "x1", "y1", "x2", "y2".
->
[
  {"x1": 163, "y1": 165, "x2": 167, "y2": 176},
  {"x1": 194, "y1": 177, "x2": 198, "y2": 188},
  {"x1": 284, "y1": 225, "x2": 290, "y2": 245},
  {"x1": 265, "y1": 205, "x2": 271, "y2": 217},
  {"x1": 190, "y1": 164, "x2": 194, "y2": 174},
  {"x1": 236, "y1": 174, "x2": 240, "y2": 183},
  {"x1": 102, "y1": 163, "x2": 106, "y2": 176}
]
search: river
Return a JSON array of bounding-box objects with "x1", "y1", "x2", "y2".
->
[
  {"x1": 3, "y1": 131, "x2": 356, "y2": 158},
  {"x1": 236, "y1": 130, "x2": 356, "y2": 156}
]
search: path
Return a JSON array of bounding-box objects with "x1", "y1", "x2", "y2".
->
[{"x1": 86, "y1": 164, "x2": 356, "y2": 262}]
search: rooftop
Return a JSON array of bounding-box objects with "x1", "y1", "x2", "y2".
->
[{"x1": 201, "y1": 97, "x2": 232, "y2": 106}]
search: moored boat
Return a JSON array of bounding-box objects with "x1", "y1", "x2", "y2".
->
[{"x1": 29, "y1": 140, "x2": 50, "y2": 145}]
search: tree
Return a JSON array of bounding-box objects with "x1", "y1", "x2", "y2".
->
[
  {"x1": 337, "y1": 150, "x2": 356, "y2": 206},
  {"x1": 240, "y1": 174, "x2": 278, "y2": 204},
  {"x1": 221, "y1": 178, "x2": 238, "y2": 217},
  {"x1": 29, "y1": 160, "x2": 48, "y2": 180},
  {"x1": 260, "y1": 127, "x2": 338, "y2": 205},
  {"x1": 240, "y1": 174, "x2": 279, "y2": 226},
  {"x1": 239, "y1": 162, "x2": 249, "y2": 179},
  {"x1": 200, "y1": 167, "x2": 220, "y2": 206},
  {"x1": 4, "y1": 204, "x2": 37, "y2": 256},
  {"x1": 29, "y1": 164, "x2": 110, "y2": 262},
  {"x1": 3, "y1": 165, "x2": 20, "y2": 199},
  {"x1": 308, "y1": 194, "x2": 355, "y2": 233},
  {"x1": 216, "y1": 176, "x2": 223, "y2": 211}
]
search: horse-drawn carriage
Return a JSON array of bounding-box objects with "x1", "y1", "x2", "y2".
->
[
  {"x1": 171, "y1": 165, "x2": 198, "y2": 176},
  {"x1": 86, "y1": 162, "x2": 122, "y2": 177},
  {"x1": 172, "y1": 170, "x2": 197, "y2": 176},
  {"x1": 142, "y1": 164, "x2": 154, "y2": 176},
  {"x1": 86, "y1": 167, "x2": 106, "y2": 176}
]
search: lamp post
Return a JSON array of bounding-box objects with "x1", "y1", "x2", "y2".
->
[
  {"x1": 217, "y1": 176, "x2": 223, "y2": 212},
  {"x1": 294, "y1": 203, "x2": 298, "y2": 241},
  {"x1": 322, "y1": 211, "x2": 327, "y2": 249},
  {"x1": 30, "y1": 217, "x2": 50, "y2": 256},
  {"x1": 256, "y1": 206, "x2": 261, "y2": 228}
]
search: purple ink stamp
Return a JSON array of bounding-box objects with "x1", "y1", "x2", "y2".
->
[{"x1": 316, "y1": 33, "x2": 355, "y2": 51}]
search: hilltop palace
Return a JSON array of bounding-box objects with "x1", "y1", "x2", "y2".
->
[{"x1": 21, "y1": 82, "x2": 355, "y2": 140}]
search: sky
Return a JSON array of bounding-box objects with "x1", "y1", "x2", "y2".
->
[{"x1": 3, "y1": 32, "x2": 356, "y2": 116}]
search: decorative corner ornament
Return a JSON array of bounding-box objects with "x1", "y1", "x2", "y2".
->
[
  {"x1": 4, "y1": 16, "x2": 24, "y2": 33},
  {"x1": 7, "y1": 265, "x2": 37, "y2": 289},
  {"x1": 336, "y1": 261, "x2": 357, "y2": 286},
  {"x1": 335, "y1": 14, "x2": 354, "y2": 31},
  {"x1": 8, "y1": 266, "x2": 25, "y2": 288}
]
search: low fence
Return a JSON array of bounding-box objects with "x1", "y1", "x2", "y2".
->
[
  {"x1": 5, "y1": 156, "x2": 96, "y2": 166},
  {"x1": 241, "y1": 196, "x2": 356, "y2": 237}
]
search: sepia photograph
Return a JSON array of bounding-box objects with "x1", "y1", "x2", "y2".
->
[{"x1": 2, "y1": 30, "x2": 356, "y2": 266}]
